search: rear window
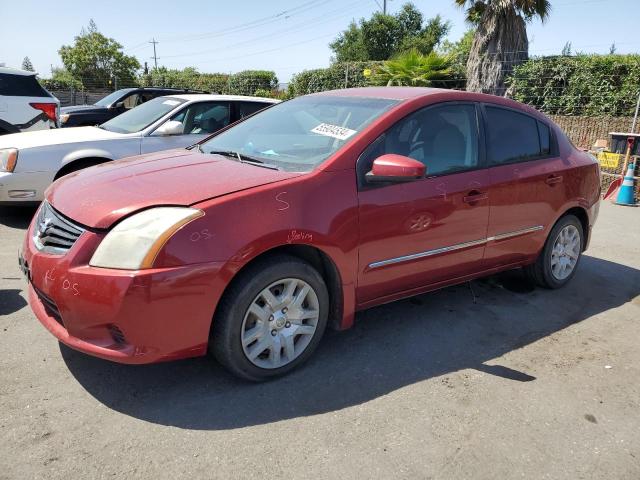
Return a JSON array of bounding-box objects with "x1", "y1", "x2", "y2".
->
[
  {"x1": 538, "y1": 121, "x2": 551, "y2": 155},
  {"x1": 238, "y1": 101, "x2": 271, "y2": 118},
  {"x1": 0, "y1": 73, "x2": 51, "y2": 97},
  {"x1": 485, "y1": 106, "x2": 549, "y2": 165}
]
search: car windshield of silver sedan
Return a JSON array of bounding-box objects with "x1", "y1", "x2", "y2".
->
[
  {"x1": 100, "y1": 96, "x2": 186, "y2": 134},
  {"x1": 200, "y1": 95, "x2": 398, "y2": 172}
]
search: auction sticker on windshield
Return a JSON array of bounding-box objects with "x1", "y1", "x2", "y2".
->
[{"x1": 311, "y1": 123, "x2": 357, "y2": 141}]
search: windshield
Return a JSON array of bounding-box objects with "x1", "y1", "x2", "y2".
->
[
  {"x1": 100, "y1": 97, "x2": 186, "y2": 134},
  {"x1": 201, "y1": 95, "x2": 398, "y2": 172},
  {"x1": 94, "y1": 89, "x2": 133, "y2": 107}
]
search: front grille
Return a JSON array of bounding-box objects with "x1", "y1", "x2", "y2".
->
[
  {"x1": 33, "y1": 285, "x2": 64, "y2": 327},
  {"x1": 33, "y1": 202, "x2": 85, "y2": 254}
]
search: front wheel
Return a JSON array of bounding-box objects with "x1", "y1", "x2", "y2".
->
[
  {"x1": 524, "y1": 214, "x2": 584, "y2": 289},
  {"x1": 210, "y1": 255, "x2": 329, "y2": 381}
]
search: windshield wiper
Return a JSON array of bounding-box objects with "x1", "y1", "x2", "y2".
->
[{"x1": 207, "y1": 150, "x2": 279, "y2": 170}]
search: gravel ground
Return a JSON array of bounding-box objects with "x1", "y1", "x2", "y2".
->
[{"x1": 1, "y1": 201, "x2": 638, "y2": 479}]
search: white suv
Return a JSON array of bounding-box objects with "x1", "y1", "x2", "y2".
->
[{"x1": 0, "y1": 67, "x2": 60, "y2": 135}]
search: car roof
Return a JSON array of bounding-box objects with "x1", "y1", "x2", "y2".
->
[
  {"x1": 310, "y1": 86, "x2": 546, "y2": 118},
  {"x1": 164, "y1": 93, "x2": 280, "y2": 103},
  {"x1": 311, "y1": 87, "x2": 444, "y2": 100},
  {"x1": 0, "y1": 66, "x2": 37, "y2": 76}
]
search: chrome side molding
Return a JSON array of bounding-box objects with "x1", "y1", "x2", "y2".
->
[{"x1": 368, "y1": 225, "x2": 544, "y2": 270}]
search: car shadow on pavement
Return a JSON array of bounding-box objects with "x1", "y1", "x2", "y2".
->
[
  {"x1": 0, "y1": 289, "x2": 27, "y2": 316},
  {"x1": 0, "y1": 205, "x2": 38, "y2": 229},
  {"x1": 60, "y1": 255, "x2": 640, "y2": 430}
]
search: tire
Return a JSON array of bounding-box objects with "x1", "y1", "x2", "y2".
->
[
  {"x1": 210, "y1": 254, "x2": 329, "y2": 381},
  {"x1": 523, "y1": 214, "x2": 584, "y2": 289}
]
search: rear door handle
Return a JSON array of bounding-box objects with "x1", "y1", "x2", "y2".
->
[
  {"x1": 463, "y1": 191, "x2": 488, "y2": 204},
  {"x1": 545, "y1": 174, "x2": 563, "y2": 185}
]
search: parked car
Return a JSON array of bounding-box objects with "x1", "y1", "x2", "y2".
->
[
  {"x1": 0, "y1": 67, "x2": 59, "y2": 134},
  {"x1": 59, "y1": 87, "x2": 208, "y2": 127},
  {"x1": 0, "y1": 94, "x2": 277, "y2": 202},
  {"x1": 20, "y1": 87, "x2": 600, "y2": 381}
]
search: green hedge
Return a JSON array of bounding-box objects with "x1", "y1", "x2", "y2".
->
[
  {"x1": 287, "y1": 61, "x2": 382, "y2": 97},
  {"x1": 138, "y1": 67, "x2": 228, "y2": 93},
  {"x1": 227, "y1": 70, "x2": 278, "y2": 96},
  {"x1": 508, "y1": 54, "x2": 640, "y2": 116},
  {"x1": 138, "y1": 67, "x2": 278, "y2": 95}
]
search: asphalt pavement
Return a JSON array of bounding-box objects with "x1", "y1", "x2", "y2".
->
[{"x1": 1, "y1": 201, "x2": 638, "y2": 479}]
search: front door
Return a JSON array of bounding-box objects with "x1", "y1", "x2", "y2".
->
[
  {"x1": 357, "y1": 103, "x2": 490, "y2": 306},
  {"x1": 141, "y1": 101, "x2": 231, "y2": 154}
]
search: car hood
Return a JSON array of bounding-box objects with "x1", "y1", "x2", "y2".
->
[
  {"x1": 47, "y1": 149, "x2": 302, "y2": 229},
  {"x1": 60, "y1": 104, "x2": 106, "y2": 114},
  {"x1": 0, "y1": 126, "x2": 125, "y2": 149}
]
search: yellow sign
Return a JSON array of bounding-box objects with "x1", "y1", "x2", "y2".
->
[{"x1": 597, "y1": 151, "x2": 621, "y2": 169}]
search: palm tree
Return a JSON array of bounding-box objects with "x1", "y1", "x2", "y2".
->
[
  {"x1": 455, "y1": 0, "x2": 551, "y2": 96},
  {"x1": 371, "y1": 50, "x2": 452, "y2": 87}
]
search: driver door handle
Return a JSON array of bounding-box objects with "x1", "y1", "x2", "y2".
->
[
  {"x1": 463, "y1": 190, "x2": 488, "y2": 204},
  {"x1": 545, "y1": 174, "x2": 563, "y2": 186}
]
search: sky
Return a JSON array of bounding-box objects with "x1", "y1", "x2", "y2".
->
[{"x1": 1, "y1": 0, "x2": 638, "y2": 83}]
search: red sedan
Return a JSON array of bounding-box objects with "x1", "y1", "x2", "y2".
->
[{"x1": 20, "y1": 87, "x2": 600, "y2": 380}]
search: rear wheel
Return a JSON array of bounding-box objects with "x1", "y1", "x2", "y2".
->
[
  {"x1": 524, "y1": 214, "x2": 584, "y2": 289},
  {"x1": 210, "y1": 255, "x2": 329, "y2": 381}
]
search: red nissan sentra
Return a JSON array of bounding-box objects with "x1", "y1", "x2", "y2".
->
[{"x1": 20, "y1": 87, "x2": 600, "y2": 380}]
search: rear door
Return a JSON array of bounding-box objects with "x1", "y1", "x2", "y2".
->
[
  {"x1": 357, "y1": 102, "x2": 490, "y2": 305},
  {"x1": 482, "y1": 104, "x2": 566, "y2": 266},
  {"x1": 140, "y1": 101, "x2": 231, "y2": 153}
]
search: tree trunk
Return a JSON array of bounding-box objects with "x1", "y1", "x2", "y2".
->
[{"x1": 465, "y1": 7, "x2": 528, "y2": 96}]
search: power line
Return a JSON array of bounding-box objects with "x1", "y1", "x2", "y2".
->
[
  {"x1": 161, "y1": 0, "x2": 369, "y2": 60},
  {"x1": 159, "y1": 0, "x2": 332, "y2": 44}
]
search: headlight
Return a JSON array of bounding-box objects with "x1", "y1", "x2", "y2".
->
[
  {"x1": 90, "y1": 207, "x2": 204, "y2": 270},
  {"x1": 0, "y1": 148, "x2": 18, "y2": 172},
  {"x1": 60, "y1": 113, "x2": 70, "y2": 124}
]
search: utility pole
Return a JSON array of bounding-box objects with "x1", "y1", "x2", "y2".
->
[
  {"x1": 150, "y1": 38, "x2": 159, "y2": 70},
  {"x1": 383, "y1": 0, "x2": 387, "y2": 14},
  {"x1": 631, "y1": 91, "x2": 640, "y2": 134}
]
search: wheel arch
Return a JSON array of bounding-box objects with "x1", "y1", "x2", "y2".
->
[
  {"x1": 560, "y1": 206, "x2": 590, "y2": 251},
  {"x1": 215, "y1": 244, "x2": 345, "y2": 332},
  {"x1": 54, "y1": 156, "x2": 111, "y2": 179}
]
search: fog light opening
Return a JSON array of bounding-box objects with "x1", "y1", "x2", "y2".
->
[{"x1": 108, "y1": 324, "x2": 127, "y2": 345}]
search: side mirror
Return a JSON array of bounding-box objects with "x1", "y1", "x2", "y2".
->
[
  {"x1": 366, "y1": 154, "x2": 426, "y2": 183},
  {"x1": 154, "y1": 120, "x2": 184, "y2": 136},
  {"x1": 111, "y1": 101, "x2": 125, "y2": 110}
]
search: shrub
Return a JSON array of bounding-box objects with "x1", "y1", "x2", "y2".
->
[
  {"x1": 287, "y1": 61, "x2": 382, "y2": 96},
  {"x1": 370, "y1": 50, "x2": 454, "y2": 87},
  {"x1": 508, "y1": 54, "x2": 640, "y2": 116},
  {"x1": 227, "y1": 70, "x2": 278, "y2": 96},
  {"x1": 138, "y1": 67, "x2": 228, "y2": 93},
  {"x1": 40, "y1": 68, "x2": 84, "y2": 90}
]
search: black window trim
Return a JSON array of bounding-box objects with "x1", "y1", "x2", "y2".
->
[
  {"x1": 479, "y1": 102, "x2": 558, "y2": 167},
  {"x1": 356, "y1": 100, "x2": 487, "y2": 191}
]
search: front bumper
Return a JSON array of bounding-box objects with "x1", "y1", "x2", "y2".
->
[
  {"x1": 0, "y1": 171, "x2": 50, "y2": 203},
  {"x1": 21, "y1": 217, "x2": 228, "y2": 364}
]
